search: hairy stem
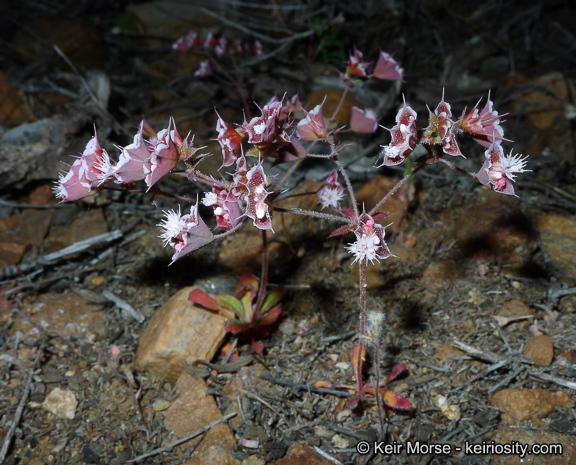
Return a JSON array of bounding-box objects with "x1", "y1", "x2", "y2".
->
[
  {"x1": 254, "y1": 229, "x2": 269, "y2": 316},
  {"x1": 357, "y1": 261, "x2": 367, "y2": 394},
  {"x1": 333, "y1": 156, "x2": 359, "y2": 220},
  {"x1": 368, "y1": 162, "x2": 426, "y2": 216}
]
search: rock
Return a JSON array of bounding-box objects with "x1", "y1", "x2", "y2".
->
[
  {"x1": 269, "y1": 443, "x2": 334, "y2": 465},
  {"x1": 537, "y1": 215, "x2": 576, "y2": 284},
  {"x1": 44, "y1": 209, "x2": 109, "y2": 254},
  {"x1": 496, "y1": 300, "x2": 534, "y2": 331},
  {"x1": 490, "y1": 389, "x2": 574, "y2": 425},
  {"x1": 12, "y1": 292, "x2": 105, "y2": 342},
  {"x1": 135, "y1": 286, "x2": 231, "y2": 382},
  {"x1": 421, "y1": 258, "x2": 461, "y2": 293},
  {"x1": 355, "y1": 175, "x2": 405, "y2": 232},
  {"x1": 42, "y1": 387, "x2": 77, "y2": 419},
  {"x1": 453, "y1": 199, "x2": 535, "y2": 267},
  {"x1": 434, "y1": 345, "x2": 466, "y2": 362},
  {"x1": 556, "y1": 350, "x2": 576, "y2": 367},
  {"x1": 491, "y1": 427, "x2": 576, "y2": 465},
  {"x1": 524, "y1": 335, "x2": 554, "y2": 366},
  {"x1": 163, "y1": 373, "x2": 240, "y2": 465}
]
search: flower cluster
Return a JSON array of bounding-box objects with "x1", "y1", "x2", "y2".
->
[
  {"x1": 380, "y1": 91, "x2": 529, "y2": 196},
  {"x1": 172, "y1": 30, "x2": 263, "y2": 77},
  {"x1": 346, "y1": 48, "x2": 403, "y2": 82},
  {"x1": 54, "y1": 118, "x2": 205, "y2": 203}
]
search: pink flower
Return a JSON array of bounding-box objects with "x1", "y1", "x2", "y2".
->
[
  {"x1": 296, "y1": 101, "x2": 328, "y2": 141},
  {"x1": 345, "y1": 212, "x2": 393, "y2": 264},
  {"x1": 252, "y1": 40, "x2": 263, "y2": 57},
  {"x1": 228, "y1": 154, "x2": 249, "y2": 201},
  {"x1": 421, "y1": 93, "x2": 463, "y2": 157},
  {"x1": 202, "y1": 186, "x2": 242, "y2": 230},
  {"x1": 215, "y1": 37, "x2": 227, "y2": 57},
  {"x1": 317, "y1": 168, "x2": 345, "y2": 210},
  {"x1": 214, "y1": 110, "x2": 244, "y2": 168},
  {"x1": 378, "y1": 100, "x2": 418, "y2": 166},
  {"x1": 115, "y1": 120, "x2": 152, "y2": 184},
  {"x1": 204, "y1": 32, "x2": 218, "y2": 49},
  {"x1": 476, "y1": 142, "x2": 529, "y2": 196},
  {"x1": 372, "y1": 51, "x2": 403, "y2": 81},
  {"x1": 54, "y1": 128, "x2": 114, "y2": 201},
  {"x1": 158, "y1": 201, "x2": 214, "y2": 263},
  {"x1": 460, "y1": 91, "x2": 505, "y2": 148},
  {"x1": 347, "y1": 47, "x2": 371, "y2": 79},
  {"x1": 145, "y1": 118, "x2": 179, "y2": 190},
  {"x1": 195, "y1": 60, "x2": 212, "y2": 77},
  {"x1": 242, "y1": 161, "x2": 273, "y2": 231},
  {"x1": 350, "y1": 106, "x2": 378, "y2": 133},
  {"x1": 244, "y1": 100, "x2": 282, "y2": 145}
]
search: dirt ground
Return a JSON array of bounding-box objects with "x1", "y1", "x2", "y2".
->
[{"x1": 1, "y1": 1, "x2": 576, "y2": 464}]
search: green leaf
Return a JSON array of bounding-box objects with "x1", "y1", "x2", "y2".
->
[
  {"x1": 216, "y1": 294, "x2": 245, "y2": 318},
  {"x1": 260, "y1": 288, "x2": 286, "y2": 313}
]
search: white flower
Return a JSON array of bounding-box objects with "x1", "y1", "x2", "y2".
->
[
  {"x1": 500, "y1": 150, "x2": 530, "y2": 181},
  {"x1": 346, "y1": 231, "x2": 382, "y2": 264},
  {"x1": 318, "y1": 186, "x2": 345, "y2": 210},
  {"x1": 158, "y1": 206, "x2": 185, "y2": 247}
]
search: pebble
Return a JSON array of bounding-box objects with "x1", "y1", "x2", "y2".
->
[
  {"x1": 269, "y1": 443, "x2": 334, "y2": 465},
  {"x1": 490, "y1": 388, "x2": 574, "y2": 424},
  {"x1": 42, "y1": 387, "x2": 77, "y2": 420},
  {"x1": 491, "y1": 427, "x2": 576, "y2": 465},
  {"x1": 524, "y1": 335, "x2": 554, "y2": 366},
  {"x1": 536, "y1": 214, "x2": 576, "y2": 284}
]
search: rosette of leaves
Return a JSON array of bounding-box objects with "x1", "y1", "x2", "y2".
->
[{"x1": 188, "y1": 274, "x2": 284, "y2": 355}]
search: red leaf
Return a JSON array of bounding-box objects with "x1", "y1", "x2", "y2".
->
[
  {"x1": 313, "y1": 380, "x2": 333, "y2": 388},
  {"x1": 224, "y1": 319, "x2": 251, "y2": 334},
  {"x1": 188, "y1": 288, "x2": 223, "y2": 312},
  {"x1": 329, "y1": 224, "x2": 355, "y2": 238},
  {"x1": 346, "y1": 396, "x2": 360, "y2": 409},
  {"x1": 382, "y1": 363, "x2": 407, "y2": 386},
  {"x1": 351, "y1": 343, "x2": 366, "y2": 388},
  {"x1": 379, "y1": 389, "x2": 412, "y2": 410},
  {"x1": 340, "y1": 209, "x2": 357, "y2": 219},
  {"x1": 251, "y1": 340, "x2": 264, "y2": 356}
]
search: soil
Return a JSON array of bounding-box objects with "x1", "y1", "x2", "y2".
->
[{"x1": 1, "y1": 1, "x2": 576, "y2": 465}]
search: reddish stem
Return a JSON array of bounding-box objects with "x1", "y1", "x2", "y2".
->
[{"x1": 254, "y1": 229, "x2": 269, "y2": 317}]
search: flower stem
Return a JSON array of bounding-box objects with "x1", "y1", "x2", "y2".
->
[
  {"x1": 254, "y1": 229, "x2": 269, "y2": 316},
  {"x1": 368, "y1": 162, "x2": 426, "y2": 217},
  {"x1": 357, "y1": 261, "x2": 367, "y2": 394}
]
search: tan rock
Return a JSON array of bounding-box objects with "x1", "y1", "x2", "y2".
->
[
  {"x1": 496, "y1": 300, "x2": 534, "y2": 330},
  {"x1": 453, "y1": 199, "x2": 535, "y2": 267},
  {"x1": 537, "y1": 215, "x2": 576, "y2": 284},
  {"x1": 269, "y1": 443, "x2": 334, "y2": 465},
  {"x1": 421, "y1": 258, "x2": 461, "y2": 293},
  {"x1": 434, "y1": 345, "x2": 466, "y2": 362},
  {"x1": 355, "y1": 175, "x2": 404, "y2": 231},
  {"x1": 524, "y1": 335, "x2": 554, "y2": 366},
  {"x1": 490, "y1": 388, "x2": 574, "y2": 424},
  {"x1": 42, "y1": 387, "x2": 77, "y2": 419},
  {"x1": 163, "y1": 373, "x2": 240, "y2": 465},
  {"x1": 12, "y1": 292, "x2": 105, "y2": 342},
  {"x1": 135, "y1": 286, "x2": 231, "y2": 383},
  {"x1": 491, "y1": 427, "x2": 576, "y2": 465}
]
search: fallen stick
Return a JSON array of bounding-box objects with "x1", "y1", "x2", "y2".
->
[{"x1": 126, "y1": 412, "x2": 237, "y2": 463}]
